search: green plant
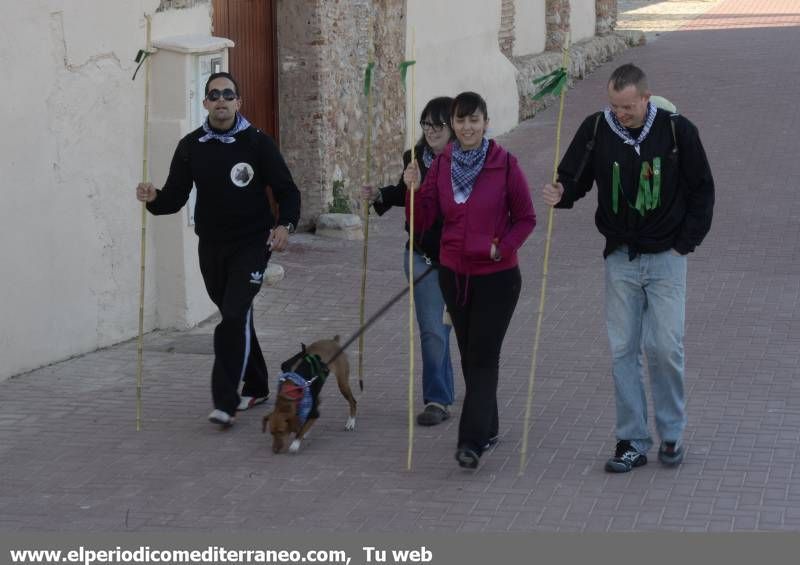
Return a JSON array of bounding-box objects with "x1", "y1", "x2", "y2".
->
[{"x1": 328, "y1": 179, "x2": 352, "y2": 214}]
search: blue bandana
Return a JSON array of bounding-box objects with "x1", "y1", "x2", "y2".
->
[
  {"x1": 277, "y1": 372, "x2": 314, "y2": 425},
  {"x1": 450, "y1": 138, "x2": 489, "y2": 204},
  {"x1": 603, "y1": 102, "x2": 657, "y2": 155},
  {"x1": 198, "y1": 113, "x2": 251, "y2": 144}
]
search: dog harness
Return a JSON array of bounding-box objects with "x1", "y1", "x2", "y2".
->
[{"x1": 276, "y1": 354, "x2": 330, "y2": 425}]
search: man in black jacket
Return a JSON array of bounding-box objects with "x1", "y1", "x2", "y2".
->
[
  {"x1": 136, "y1": 72, "x2": 301, "y2": 428},
  {"x1": 543, "y1": 64, "x2": 714, "y2": 472}
]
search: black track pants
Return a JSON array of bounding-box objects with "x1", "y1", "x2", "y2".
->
[
  {"x1": 439, "y1": 265, "x2": 522, "y2": 452},
  {"x1": 198, "y1": 239, "x2": 271, "y2": 416}
]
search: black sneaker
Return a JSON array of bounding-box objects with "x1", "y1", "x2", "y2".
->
[
  {"x1": 658, "y1": 441, "x2": 685, "y2": 466},
  {"x1": 482, "y1": 435, "x2": 499, "y2": 451},
  {"x1": 604, "y1": 440, "x2": 647, "y2": 473},
  {"x1": 416, "y1": 403, "x2": 450, "y2": 426}
]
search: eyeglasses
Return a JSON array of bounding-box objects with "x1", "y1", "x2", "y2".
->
[
  {"x1": 420, "y1": 121, "x2": 448, "y2": 133},
  {"x1": 206, "y1": 88, "x2": 238, "y2": 102}
]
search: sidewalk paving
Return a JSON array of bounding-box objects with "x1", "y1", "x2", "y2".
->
[
  {"x1": 617, "y1": 0, "x2": 725, "y2": 42},
  {"x1": 1, "y1": 0, "x2": 799, "y2": 532}
]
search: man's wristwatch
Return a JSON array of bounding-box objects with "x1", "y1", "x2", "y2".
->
[{"x1": 281, "y1": 222, "x2": 295, "y2": 234}]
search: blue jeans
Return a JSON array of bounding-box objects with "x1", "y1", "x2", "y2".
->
[
  {"x1": 605, "y1": 247, "x2": 687, "y2": 454},
  {"x1": 404, "y1": 251, "x2": 455, "y2": 407}
]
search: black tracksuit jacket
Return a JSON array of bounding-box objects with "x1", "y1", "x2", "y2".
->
[
  {"x1": 147, "y1": 124, "x2": 300, "y2": 244},
  {"x1": 556, "y1": 109, "x2": 714, "y2": 258},
  {"x1": 373, "y1": 148, "x2": 443, "y2": 263}
]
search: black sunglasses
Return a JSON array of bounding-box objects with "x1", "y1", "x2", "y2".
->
[{"x1": 206, "y1": 88, "x2": 238, "y2": 102}]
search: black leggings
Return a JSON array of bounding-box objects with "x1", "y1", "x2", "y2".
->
[{"x1": 439, "y1": 265, "x2": 522, "y2": 452}]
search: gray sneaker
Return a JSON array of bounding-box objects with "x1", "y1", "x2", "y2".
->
[
  {"x1": 605, "y1": 440, "x2": 647, "y2": 473},
  {"x1": 455, "y1": 446, "x2": 480, "y2": 469},
  {"x1": 658, "y1": 441, "x2": 685, "y2": 466},
  {"x1": 416, "y1": 403, "x2": 450, "y2": 426}
]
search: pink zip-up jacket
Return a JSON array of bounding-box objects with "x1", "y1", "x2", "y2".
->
[{"x1": 407, "y1": 140, "x2": 536, "y2": 275}]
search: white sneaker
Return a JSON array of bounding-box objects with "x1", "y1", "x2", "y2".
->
[
  {"x1": 237, "y1": 394, "x2": 270, "y2": 411},
  {"x1": 208, "y1": 409, "x2": 235, "y2": 427}
]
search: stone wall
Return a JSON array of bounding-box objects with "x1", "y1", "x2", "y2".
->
[
  {"x1": 596, "y1": 0, "x2": 618, "y2": 35},
  {"x1": 511, "y1": 0, "x2": 630, "y2": 121},
  {"x1": 499, "y1": 0, "x2": 515, "y2": 58},
  {"x1": 545, "y1": 0, "x2": 571, "y2": 50},
  {"x1": 514, "y1": 30, "x2": 642, "y2": 122},
  {"x1": 277, "y1": 0, "x2": 405, "y2": 229},
  {"x1": 371, "y1": 0, "x2": 408, "y2": 194}
]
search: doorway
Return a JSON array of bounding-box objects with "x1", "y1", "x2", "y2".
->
[{"x1": 212, "y1": 0, "x2": 279, "y2": 140}]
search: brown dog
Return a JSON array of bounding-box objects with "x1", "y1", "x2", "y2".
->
[{"x1": 262, "y1": 336, "x2": 357, "y2": 453}]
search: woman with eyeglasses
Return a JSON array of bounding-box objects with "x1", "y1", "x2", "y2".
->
[
  {"x1": 407, "y1": 92, "x2": 536, "y2": 469},
  {"x1": 363, "y1": 96, "x2": 456, "y2": 427}
]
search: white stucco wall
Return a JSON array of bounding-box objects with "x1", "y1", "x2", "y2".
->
[
  {"x1": 406, "y1": 0, "x2": 519, "y2": 139},
  {"x1": 0, "y1": 1, "x2": 212, "y2": 380},
  {"x1": 513, "y1": 0, "x2": 546, "y2": 56},
  {"x1": 571, "y1": 0, "x2": 598, "y2": 43}
]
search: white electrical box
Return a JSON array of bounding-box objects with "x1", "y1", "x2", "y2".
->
[{"x1": 151, "y1": 35, "x2": 233, "y2": 226}]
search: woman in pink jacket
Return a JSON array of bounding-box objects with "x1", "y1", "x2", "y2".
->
[{"x1": 407, "y1": 92, "x2": 536, "y2": 469}]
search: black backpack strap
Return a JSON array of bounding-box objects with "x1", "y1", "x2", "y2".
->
[
  {"x1": 572, "y1": 111, "x2": 603, "y2": 182},
  {"x1": 670, "y1": 115, "x2": 679, "y2": 156}
]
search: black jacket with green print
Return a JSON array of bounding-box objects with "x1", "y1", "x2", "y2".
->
[
  {"x1": 555, "y1": 108, "x2": 714, "y2": 258},
  {"x1": 147, "y1": 124, "x2": 301, "y2": 245}
]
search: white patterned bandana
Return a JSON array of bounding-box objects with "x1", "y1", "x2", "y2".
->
[
  {"x1": 422, "y1": 146, "x2": 435, "y2": 168},
  {"x1": 450, "y1": 138, "x2": 489, "y2": 204},
  {"x1": 603, "y1": 102, "x2": 657, "y2": 155},
  {"x1": 198, "y1": 113, "x2": 251, "y2": 144}
]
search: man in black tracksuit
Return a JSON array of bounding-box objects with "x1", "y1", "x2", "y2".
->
[
  {"x1": 543, "y1": 64, "x2": 714, "y2": 472},
  {"x1": 136, "y1": 72, "x2": 301, "y2": 428}
]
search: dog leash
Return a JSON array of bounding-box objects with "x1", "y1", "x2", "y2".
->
[{"x1": 323, "y1": 264, "x2": 435, "y2": 373}]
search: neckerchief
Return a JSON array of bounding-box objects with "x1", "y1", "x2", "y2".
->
[
  {"x1": 450, "y1": 138, "x2": 489, "y2": 204},
  {"x1": 421, "y1": 146, "x2": 435, "y2": 168},
  {"x1": 603, "y1": 102, "x2": 657, "y2": 155},
  {"x1": 277, "y1": 372, "x2": 314, "y2": 425},
  {"x1": 198, "y1": 113, "x2": 251, "y2": 144}
]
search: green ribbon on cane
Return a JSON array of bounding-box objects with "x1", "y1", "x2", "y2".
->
[
  {"x1": 132, "y1": 49, "x2": 151, "y2": 81},
  {"x1": 363, "y1": 61, "x2": 375, "y2": 97},
  {"x1": 531, "y1": 67, "x2": 568, "y2": 101},
  {"x1": 399, "y1": 60, "x2": 416, "y2": 90}
]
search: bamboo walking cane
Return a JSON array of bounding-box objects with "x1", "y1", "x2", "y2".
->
[
  {"x1": 405, "y1": 29, "x2": 417, "y2": 471},
  {"x1": 135, "y1": 15, "x2": 153, "y2": 431},
  {"x1": 519, "y1": 39, "x2": 571, "y2": 475},
  {"x1": 357, "y1": 21, "x2": 375, "y2": 393}
]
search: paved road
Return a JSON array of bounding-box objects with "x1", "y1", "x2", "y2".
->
[{"x1": 1, "y1": 0, "x2": 799, "y2": 532}]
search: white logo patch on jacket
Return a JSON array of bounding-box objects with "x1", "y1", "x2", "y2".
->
[
  {"x1": 249, "y1": 271, "x2": 264, "y2": 284},
  {"x1": 231, "y1": 162, "x2": 255, "y2": 187}
]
